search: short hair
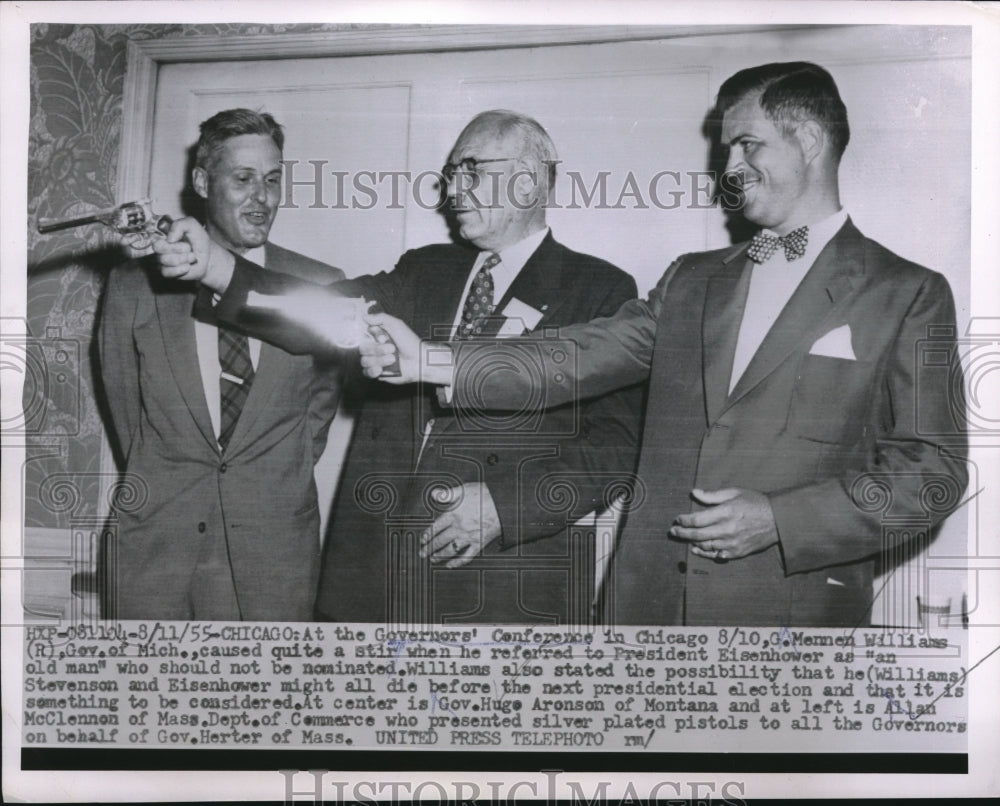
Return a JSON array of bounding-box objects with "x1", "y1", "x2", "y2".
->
[
  {"x1": 716, "y1": 62, "x2": 850, "y2": 160},
  {"x1": 194, "y1": 108, "x2": 284, "y2": 171},
  {"x1": 461, "y1": 109, "x2": 559, "y2": 194}
]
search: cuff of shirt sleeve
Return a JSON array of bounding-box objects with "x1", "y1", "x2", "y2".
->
[
  {"x1": 436, "y1": 385, "x2": 453, "y2": 406},
  {"x1": 425, "y1": 342, "x2": 455, "y2": 395}
]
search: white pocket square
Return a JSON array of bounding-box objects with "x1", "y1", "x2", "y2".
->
[{"x1": 809, "y1": 324, "x2": 856, "y2": 360}]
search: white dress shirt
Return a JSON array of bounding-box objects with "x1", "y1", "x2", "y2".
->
[
  {"x1": 428, "y1": 226, "x2": 550, "y2": 446},
  {"x1": 448, "y1": 226, "x2": 550, "y2": 336},
  {"x1": 195, "y1": 244, "x2": 265, "y2": 446},
  {"x1": 729, "y1": 209, "x2": 849, "y2": 393}
]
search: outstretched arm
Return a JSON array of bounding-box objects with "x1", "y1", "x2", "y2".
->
[
  {"x1": 360, "y1": 255, "x2": 685, "y2": 401},
  {"x1": 152, "y1": 216, "x2": 404, "y2": 356}
]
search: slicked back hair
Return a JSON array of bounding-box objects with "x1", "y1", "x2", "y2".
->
[
  {"x1": 194, "y1": 108, "x2": 284, "y2": 171},
  {"x1": 460, "y1": 109, "x2": 559, "y2": 197},
  {"x1": 716, "y1": 62, "x2": 850, "y2": 160}
]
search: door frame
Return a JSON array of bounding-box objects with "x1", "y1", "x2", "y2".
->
[
  {"x1": 104, "y1": 23, "x2": 805, "y2": 485},
  {"x1": 116, "y1": 24, "x2": 807, "y2": 201}
]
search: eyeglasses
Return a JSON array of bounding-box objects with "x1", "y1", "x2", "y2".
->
[{"x1": 441, "y1": 157, "x2": 516, "y2": 184}]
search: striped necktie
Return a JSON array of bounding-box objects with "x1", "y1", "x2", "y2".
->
[{"x1": 218, "y1": 328, "x2": 255, "y2": 451}]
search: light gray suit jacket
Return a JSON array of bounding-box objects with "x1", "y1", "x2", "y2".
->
[
  {"x1": 98, "y1": 243, "x2": 343, "y2": 620},
  {"x1": 452, "y1": 221, "x2": 968, "y2": 626}
]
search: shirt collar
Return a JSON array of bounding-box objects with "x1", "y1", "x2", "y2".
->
[
  {"x1": 488, "y1": 226, "x2": 549, "y2": 274},
  {"x1": 756, "y1": 209, "x2": 848, "y2": 269},
  {"x1": 802, "y1": 208, "x2": 848, "y2": 257},
  {"x1": 243, "y1": 244, "x2": 266, "y2": 267},
  {"x1": 760, "y1": 209, "x2": 848, "y2": 251}
]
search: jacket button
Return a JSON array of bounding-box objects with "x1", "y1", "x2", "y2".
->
[
  {"x1": 677, "y1": 561, "x2": 687, "y2": 574},
  {"x1": 197, "y1": 522, "x2": 206, "y2": 533},
  {"x1": 486, "y1": 453, "x2": 499, "y2": 466},
  {"x1": 219, "y1": 462, "x2": 228, "y2": 473}
]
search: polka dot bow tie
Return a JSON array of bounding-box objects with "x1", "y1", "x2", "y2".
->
[{"x1": 747, "y1": 226, "x2": 809, "y2": 263}]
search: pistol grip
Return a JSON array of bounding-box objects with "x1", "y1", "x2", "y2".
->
[{"x1": 368, "y1": 325, "x2": 401, "y2": 377}]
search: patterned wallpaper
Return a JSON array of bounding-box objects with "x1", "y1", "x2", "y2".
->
[{"x1": 25, "y1": 23, "x2": 362, "y2": 527}]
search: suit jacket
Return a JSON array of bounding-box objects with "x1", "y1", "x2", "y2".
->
[
  {"x1": 98, "y1": 243, "x2": 343, "y2": 620},
  {"x1": 215, "y1": 232, "x2": 643, "y2": 624},
  {"x1": 452, "y1": 221, "x2": 968, "y2": 626}
]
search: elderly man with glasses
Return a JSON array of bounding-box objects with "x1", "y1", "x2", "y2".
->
[{"x1": 155, "y1": 109, "x2": 643, "y2": 625}]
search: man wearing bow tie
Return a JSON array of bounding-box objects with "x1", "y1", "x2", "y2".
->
[
  {"x1": 363, "y1": 63, "x2": 968, "y2": 627},
  {"x1": 155, "y1": 110, "x2": 642, "y2": 624}
]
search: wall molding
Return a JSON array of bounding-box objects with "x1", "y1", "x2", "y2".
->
[
  {"x1": 108, "y1": 23, "x2": 807, "y2": 484},
  {"x1": 116, "y1": 24, "x2": 814, "y2": 201}
]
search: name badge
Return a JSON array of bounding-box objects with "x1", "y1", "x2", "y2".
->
[{"x1": 498, "y1": 298, "x2": 544, "y2": 337}]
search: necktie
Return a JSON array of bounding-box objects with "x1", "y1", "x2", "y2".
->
[
  {"x1": 457, "y1": 252, "x2": 500, "y2": 338},
  {"x1": 747, "y1": 226, "x2": 809, "y2": 264},
  {"x1": 218, "y1": 328, "x2": 255, "y2": 451}
]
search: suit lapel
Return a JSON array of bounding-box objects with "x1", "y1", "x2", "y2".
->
[
  {"x1": 419, "y1": 250, "x2": 478, "y2": 340},
  {"x1": 724, "y1": 220, "x2": 865, "y2": 411},
  {"x1": 432, "y1": 237, "x2": 558, "y2": 339},
  {"x1": 224, "y1": 344, "x2": 289, "y2": 454},
  {"x1": 221, "y1": 244, "x2": 300, "y2": 454},
  {"x1": 427, "y1": 235, "x2": 560, "y2": 441},
  {"x1": 495, "y1": 232, "x2": 563, "y2": 325},
  {"x1": 701, "y1": 245, "x2": 752, "y2": 423},
  {"x1": 154, "y1": 282, "x2": 218, "y2": 449}
]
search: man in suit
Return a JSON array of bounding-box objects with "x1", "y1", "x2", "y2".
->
[
  {"x1": 361, "y1": 64, "x2": 968, "y2": 627},
  {"x1": 99, "y1": 109, "x2": 343, "y2": 620},
  {"x1": 154, "y1": 109, "x2": 642, "y2": 624}
]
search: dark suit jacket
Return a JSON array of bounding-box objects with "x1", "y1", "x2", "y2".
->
[
  {"x1": 452, "y1": 221, "x2": 968, "y2": 626},
  {"x1": 98, "y1": 243, "x2": 343, "y2": 620},
  {"x1": 215, "y1": 232, "x2": 643, "y2": 624}
]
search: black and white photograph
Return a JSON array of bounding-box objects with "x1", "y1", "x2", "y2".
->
[{"x1": 2, "y1": 0, "x2": 998, "y2": 802}]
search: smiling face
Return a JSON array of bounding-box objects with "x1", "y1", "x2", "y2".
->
[
  {"x1": 193, "y1": 133, "x2": 282, "y2": 254},
  {"x1": 445, "y1": 122, "x2": 540, "y2": 252},
  {"x1": 721, "y1": 94, "x2": 811, "y2": 235}
]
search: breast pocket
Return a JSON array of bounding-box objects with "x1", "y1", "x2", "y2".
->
[{"x1": 786, "y1": 354, "x2": 874, "y2": 444}]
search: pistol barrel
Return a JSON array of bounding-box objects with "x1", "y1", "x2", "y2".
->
[
  {"x1": 37, "y1": 208, "x2": 117, "y2": 233},
  {"x1": 37, "y1": 199, "x2": 160, "y2": 235}
]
